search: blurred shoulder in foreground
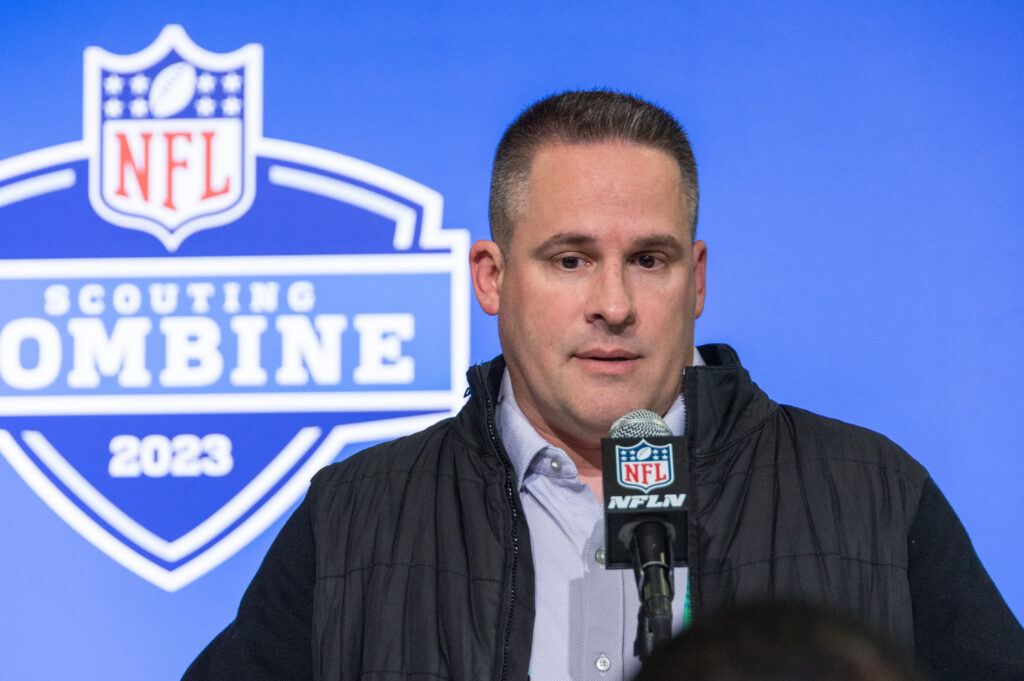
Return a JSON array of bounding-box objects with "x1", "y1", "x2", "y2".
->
[{"x1": 633, "y1": 600, "x2": 926, "y2": 681}]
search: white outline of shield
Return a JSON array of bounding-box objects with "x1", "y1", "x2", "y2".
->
[{"x1": 83, "y1": 25, "x2": 262, "y2": 252}]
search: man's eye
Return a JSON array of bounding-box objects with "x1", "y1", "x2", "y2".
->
[
  {"x1": 559, "y1": 256, "x2": 582, "y2": 270},
  {"x1": 636, "y1": 254, "x2": 660, "y2": 268}
]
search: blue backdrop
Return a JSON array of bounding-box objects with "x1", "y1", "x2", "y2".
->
[{"x1": 0, "y1": 3, "x2": 1021, "y2": 679}]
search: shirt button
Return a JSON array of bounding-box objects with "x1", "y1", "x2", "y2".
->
[
  {"x1": 595, "y1": 655, "x2": 611, "y2": 673},
  {"x1": 595, "y1": 547, "x2": 606, "y2": 565},
  {"x1": 550, "y1": 458, "x2": 562, "y2": 473}
]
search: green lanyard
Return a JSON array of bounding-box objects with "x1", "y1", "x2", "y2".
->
[{"x1": 681, "y1": 578, "x2": 692, "y2": 629}]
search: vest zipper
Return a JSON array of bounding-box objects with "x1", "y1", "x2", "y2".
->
[{"x1": 484, "y1": 391, "x2": 520, "y2": 681}]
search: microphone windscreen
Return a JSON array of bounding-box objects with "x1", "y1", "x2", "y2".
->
[{"x1": 609, "y1": 409, "x2": 672, "y2": 439}]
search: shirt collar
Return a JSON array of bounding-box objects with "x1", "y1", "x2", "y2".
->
[
  {"x1": 495, "y1": 369, "x2": 555, "y2": 491},
  {"x1": 495, "y1": 346, "x2": 704, "y2": 489}
]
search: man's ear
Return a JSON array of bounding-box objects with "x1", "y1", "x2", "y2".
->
[
  {"x1": 692, "y1": 239, "x2": 707, "y2": 319},
  {"x1": 470, "y1": 240, "x2": 505, "y2": 316}
]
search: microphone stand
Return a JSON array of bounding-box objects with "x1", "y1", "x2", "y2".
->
[{"x1": 627, "y1": 520, "x2": 675, "y2": 661}]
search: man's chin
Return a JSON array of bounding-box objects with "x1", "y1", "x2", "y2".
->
[
  {"x1": 578, "y1": 404, "x2": 646, "y2": 438},
  {"x1": 580, "y1": 393, "x2": 679, "y2": 434}
]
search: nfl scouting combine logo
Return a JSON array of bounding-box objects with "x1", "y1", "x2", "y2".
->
[
  {"x1": 0, "y1": 26, "x2": 469, "y2": 591},
  {"x1": 616, "y1": 440, "x2": 674, "y2": 493}
]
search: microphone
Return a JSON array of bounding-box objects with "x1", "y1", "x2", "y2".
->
[{"x1": 601, "y1": 409, "x2": 689, "y2": 660}]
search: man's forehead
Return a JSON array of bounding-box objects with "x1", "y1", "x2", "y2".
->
[
  {"x1": 527, "y1": 139, "x2": 687, "y2": 193},
  {"x1": 513, "y1": 141, "x2": 691, "y2": 242}
]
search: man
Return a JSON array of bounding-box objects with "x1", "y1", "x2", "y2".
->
[{"x1": 184, "y1": 91, "x2": 1024, "y2": 680}]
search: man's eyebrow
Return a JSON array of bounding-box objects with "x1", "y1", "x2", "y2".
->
[
  {"x1": 530, "y1": 232, "x2": 687, "y2": 257},
  {"x1": 630, "y1": 234, "x2": 685, "y2": 252},
  {"x1": 530, "y1": 232, "x2": 596, "y2": 256}
]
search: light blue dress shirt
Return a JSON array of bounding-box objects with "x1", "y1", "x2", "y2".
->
[{"x1": 495, "y1": 349, "x2": 702, "y2": 680}]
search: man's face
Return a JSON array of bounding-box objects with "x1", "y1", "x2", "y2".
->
[{"x1": 472, "y1": 140, "x2": 707, "y2": 450}]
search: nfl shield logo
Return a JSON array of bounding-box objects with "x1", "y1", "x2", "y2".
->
[
  {"x1": 84, "y1": 25, "x2": 260, "y2": 252},
  {"x1": 615, "y1": 439, "x2": 674, "y2": 493}
]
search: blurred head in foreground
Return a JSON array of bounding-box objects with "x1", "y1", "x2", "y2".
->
[{"x1": 633, "y1": 600, "x2": 926, "y2": 681}]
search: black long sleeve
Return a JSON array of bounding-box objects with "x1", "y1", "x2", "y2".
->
[
  {"x1": 908, "y1": 477, "x2": 1024, "y2": 680},
  {"x1": 182, "y1": 494, "x2": 316, "y2": 680}
]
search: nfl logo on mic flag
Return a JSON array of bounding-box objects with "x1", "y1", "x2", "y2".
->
[
  {"x1": 0, "y1": 26, "x2": 468, "y2": 592},
  {"x1": 616, "y1": 439, "x2": 673, "y2": 493}
]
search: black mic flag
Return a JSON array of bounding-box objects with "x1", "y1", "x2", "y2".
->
[
  {"x1": 601, "y1": 408, "x2": 690, "y2": 660},
  {"x1": 601, "y1": 409, "x2": 689, "y2": 570}
]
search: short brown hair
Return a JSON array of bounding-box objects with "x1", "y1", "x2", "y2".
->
[{"x1": 488, "y1": 90, "x2": 699, "y2": 253}]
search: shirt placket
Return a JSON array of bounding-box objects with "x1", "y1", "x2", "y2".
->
[
  {"x1": 537, "y1": 451, "x2": 629, "y2": 680},
  {"x1": 579, "y1": 515, "x2": 626, "y2": 680}
]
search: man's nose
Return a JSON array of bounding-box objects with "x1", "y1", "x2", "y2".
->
[{"x1": 585, "y1": 263, "x2": 635, "y2": 329}]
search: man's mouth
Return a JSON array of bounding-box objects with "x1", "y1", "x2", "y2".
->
[
  {"x1": 576, "y1": 349, "x2": 640, "y2": 362},
  {"x1": 574, "y1": 351, "x2": 641, "y2": 376}
]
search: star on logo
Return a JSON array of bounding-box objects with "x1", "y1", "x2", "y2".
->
[
  {"x1": 221, "y1": 72, "x2": 243, "y2": 94},
  {"x1": 103, "y1": 74, "x2": 125, "y2": 96},
  {"x1": 129, "y1": 73, "x2": 151, "y2": 95},
  {"x1": 197, "y1": 72, "x2": 217, "y2": 94},
  {"x1": 129, "y1": 97, "x2": 149, "y2": 118},
  {"x1": 103, "y1": 97, "x2": 125, "y2": 118},
  {"x1": 195, "y1": 96, "x2": 216, "y2": 117},
  {"x1": 222, "y1": 95, "x2": 242, "y2": 116}
]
